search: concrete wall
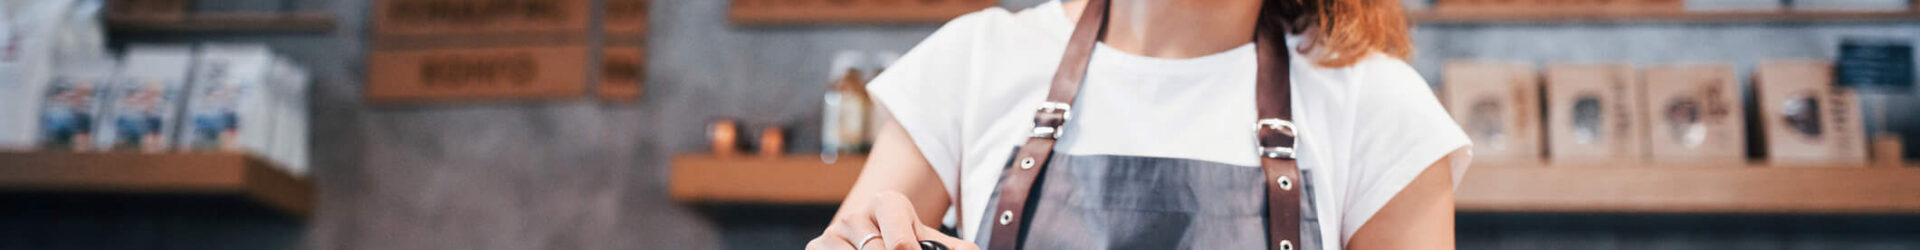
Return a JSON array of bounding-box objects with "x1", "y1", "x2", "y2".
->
[{"x1": 21, "y1": 0, "x2": 1914, "y2": 249}]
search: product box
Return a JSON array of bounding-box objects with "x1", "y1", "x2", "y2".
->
[
  {"x1": 38, "y1": 68, "x2": 115, "y2": 151},
  {"x1": 105, "y1": 45, "x2": 193, "y2": 153},
  {"x1": 268, "y1": 57, "x2": 312, "y2": 176},
  {"x1": 184, "y1": 44, "x2": 275, "y2": 154},
  {"x1": 373, "y1": 0, "x2": 590, "y2": 36},
  {"x1": 1441, "y1": 61, "x2": 1542, "y2": 163},
  {"x1": 366, "y1": 46, "x2": 589, "y2": 103},
  {"x1": 599, "y1": 46, "x2": 645, "y2": 101},
  {"x1": 1, "y1": 0, "x2": 67, "y2": 149},
  {"x1": 1544, "y1": 63, "x2": 1645, "y2": 165},
  {"x1": 1641, "y1": 64, "x2": 1745, "y2": 165},
  {"x1": 1753, "y1": 60, "x2": 1869, "y2": 166}
]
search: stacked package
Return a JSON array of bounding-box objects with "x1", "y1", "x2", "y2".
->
[{"x1": 24, "y1": 43, "x2": 313, "y2": 176}]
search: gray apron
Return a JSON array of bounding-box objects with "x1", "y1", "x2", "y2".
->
[
  {"x1": 970, "y1": 0, "x2": 1316, "y2": 249},
  {"x1": 972, "y1": 154, "x2": 1324, "y2": 249}
]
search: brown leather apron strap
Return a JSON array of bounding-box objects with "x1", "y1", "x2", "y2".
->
[
  {"x1": 986, "y1": 0, "x2": 1301, "y2": 249},
  {"x1": 985, "y1": 0, "x2": 1106, "y2": 249},
  {"x1": 1253, "y1": 6, "x2": 1304, "y2": 250}
]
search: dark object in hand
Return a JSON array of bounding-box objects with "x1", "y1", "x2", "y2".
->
[{"x1": 919, "y1": 240, "x2": 949, "y2": 250}]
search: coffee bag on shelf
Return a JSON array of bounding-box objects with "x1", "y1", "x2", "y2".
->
[
  {"x1": 1442, "y1": 61, "x2": 1541, "y2": 163},
  {"x1": 1753, "y1": 60, "x2": 1869, "y2": 166},
  {"x1": 1642, "y1": 63, "x2": 1745, "y2": 165},
  {"x1": 104, "y1": 45, "x2": 192, "y2": 153},
  {"x1": 1545, "y1": 63, "x2": 1645, "y2": 165}
]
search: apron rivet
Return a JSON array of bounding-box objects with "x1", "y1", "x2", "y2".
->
[
  {"x1": 1277, "y1": 176, "x2": 1293, "y2": 191},
  {"x1": 998, "y1": 210, "x2": 1014, "y2": 225},
  {"x1": 1280, "y1": 240, "x2": 1294, "y2": 250},
  {"x1": 1019, "y1": 157, "x2": 1036, "y2": 170}
]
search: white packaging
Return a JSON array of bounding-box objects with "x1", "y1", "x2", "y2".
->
[
  {"x1": 267, "y1": 57, "x2": 311, "y2": 175},
  {"x1": 37, "y1": 60, "x2": 116, "y2": 151},
  {"x1": 104, "y1": 45, "x2": 192, "y2": 153},
  {"x1": 0, "y1": 0, "x2": 77, "y2": 150},
  {"x1": 184, "y1": 43, "x2": 274, "y2": 154}
]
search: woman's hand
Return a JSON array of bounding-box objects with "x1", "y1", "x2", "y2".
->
[{"x1": 807, "y1": 191, "x2": 979, "y2": 250}]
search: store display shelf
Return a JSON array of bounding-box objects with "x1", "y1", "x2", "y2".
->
[
  {"x1": 0, "y1": 152, "x2": 314, "y2": 219},
  {"x1": 671, "y1": 154, "x2": 1920, "y2": 214},
  {"x1": 108, "y1": 12, "x2": 336, "y2": 33},
  {"x1": 1408, "y1": 8, "x2": 1920, "y2": 24},
  {"x1": 671, "y1": 154, "x2": 866, "y2": 205},
  {"x1": 1460, "y1": 161, "x2": 1920, "y2": 214}
]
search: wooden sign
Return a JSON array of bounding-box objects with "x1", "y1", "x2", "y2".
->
[
  {"x1": 730, "y1": 0, "x2": 998, "y2": 25},
  {"x1": 373, "y1": 0, "x2": 590, "y2": 35},
  {"x1": 367, "y1": 46, "x2": 588, "y2": 102},
  {"x1": 606, "y1": 0, "x2": 650, "y2": 36},
  {"x1": 600, "y1": 47, "x2": 646, "y2": 101}
]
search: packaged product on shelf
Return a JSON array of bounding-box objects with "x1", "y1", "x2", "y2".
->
[
  {"x1": 1642, "y1": 63, "x2": 1745, "y2": 165},
  {"x1": 821, "y1": 51, "x2": 870, "y2": 163},
  {"x1": 267, "y1": 57, "x2": 311, "y2": 175},
  {"x1": 184, "y1": 44, "x2": 274, "y2": 154},
  {"x1": 0, "y1": 0, "x2": 76, "y2": 149},
  {"x1": 37, "y1": 62, "x2": 116, "y2": 151},
  {"x1": 104, "y1": 45, "x2": 192, "y2": 153},
  {"x1": 1441, "y1": 61, "x2": 1541, "y2": 163},
  {"x1": 1545, "y1": 63, "x2": 1646, "y2": 165},
  {"x1": 1753, "y1": 60, "x2": 1869, "y2": 166}
]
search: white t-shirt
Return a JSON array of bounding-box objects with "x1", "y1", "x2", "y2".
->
[{"x1": 865, "y1": 1, "x2": 1473, "y2": 248}]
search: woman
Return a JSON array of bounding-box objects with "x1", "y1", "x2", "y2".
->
[{"x1": 808, "y1": 0, "x2": 1470, "y2": 249}]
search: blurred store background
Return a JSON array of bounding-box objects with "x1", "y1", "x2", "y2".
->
[{"x1": 1, "y1": 0, "x2": 1918, "y2": 249}]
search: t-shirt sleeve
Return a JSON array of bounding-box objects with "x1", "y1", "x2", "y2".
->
[
  {"x1": 1337, "y1": 58, "x2": 1475, "y2": 242},
  {"x1": 864, "y1": 12, "x2": 991, "y2": 205}
]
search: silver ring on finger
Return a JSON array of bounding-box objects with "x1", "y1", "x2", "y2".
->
[{"x1": 853, "y1": 233, "x2": 882, "y2": 250}]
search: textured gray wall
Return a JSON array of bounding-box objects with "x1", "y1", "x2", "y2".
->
[{"x1": 29, "y1": 0, "x2": 1914, "y2": 249}]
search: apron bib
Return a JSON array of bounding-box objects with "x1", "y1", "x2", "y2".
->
[
  {"x1": 972, "y1": 0, "x2": 1312, "y2": 249},
  {"x1": 972, "y1": 153, "x2": 1324, "y2": 249}
]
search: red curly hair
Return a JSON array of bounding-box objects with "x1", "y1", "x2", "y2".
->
[{"x1": 1267, "y1": 0, "x2": 1414, "y2": 67}]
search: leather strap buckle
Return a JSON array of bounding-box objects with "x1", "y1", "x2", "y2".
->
[
  {"x1": 1030, "y1": 102, "x2": 1073, "y2": 139},
  {"x1": 1257, "y1": 118, "x2": 1298, "y2": 159}
]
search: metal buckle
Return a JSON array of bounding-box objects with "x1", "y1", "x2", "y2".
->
[
  {"x1": 1030, "y1": 102, "x2": 1072, "y2": 139},
  {"x1": 1257, "y1": 118, "x2": 1298, "y2": 159}
]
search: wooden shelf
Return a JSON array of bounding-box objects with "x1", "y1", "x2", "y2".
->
[
  {"x1": 107, "y1": 12, "x2": 336, "y2": 34},
  {"x1": 1459, "y1": 163, "x2": 1920, "y2": 214},
  {"x1": 0, "y1": 152, "x2": 315, "y2": 219},
  {"x1": 671, "y1": 155, "x2": 866, "y2": 204},
  {"x1": 1408, "y1": 8, "x2": 1920, "y2": 24},
  {"x1": 670, "y1": 154, "x2": 1920, "y2": 214}
]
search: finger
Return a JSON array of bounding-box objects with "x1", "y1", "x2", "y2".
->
[
  {"x1": 807, "y1": 234, "x2": 856, "y2": 250},
  {"x1": 832, "y1": 216, "x2": 879, "y2": 248},
  {"x1": 871, "y1": 192, "x2": 923, "y2": 250},
  {"x1": 912, "y1": 225, "x2": 979, "y2": 250}
]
